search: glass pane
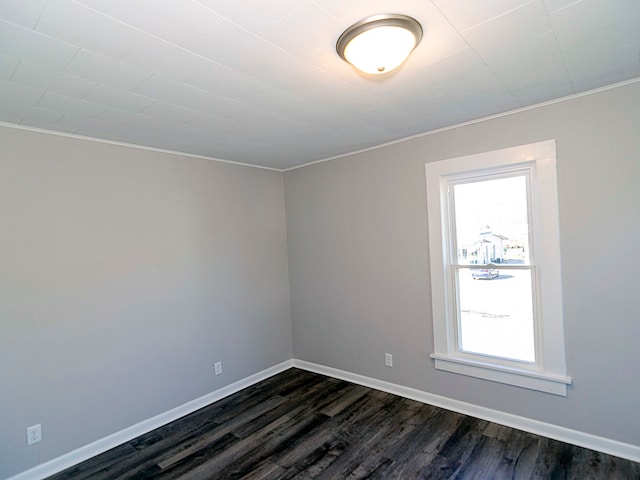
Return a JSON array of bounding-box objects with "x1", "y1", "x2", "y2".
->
[
  {"x1": 458, "y1": 268, "x2": 535, "y2": 362},
  {"x1": 453, "y1": 176, "x2": 530, "y2": 266}
]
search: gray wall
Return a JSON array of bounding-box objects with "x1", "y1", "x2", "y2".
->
[
  {"x1": 285, "y1": 81, "x2": 640, "y2": 446},
  {"x1": 0, "y1": 127, "x2": 292, "y2": 478},
  {"x1": 2, "y1": 81, "x2": 638, "y2": 479}
]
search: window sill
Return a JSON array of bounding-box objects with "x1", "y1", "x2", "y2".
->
[{"x1": 430, "y1": 353, "x2": 572, "y2": 396}]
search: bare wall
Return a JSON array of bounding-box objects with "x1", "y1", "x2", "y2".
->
[
  {"x1": 284, "y1": 81, "x2": 640, "y2": 447},
  {"x1": 0, "y1": 126, "x2": 292, "y2": 478}
]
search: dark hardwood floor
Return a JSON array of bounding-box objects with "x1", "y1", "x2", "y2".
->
[{"x1": 48, "y1": 368, "x2": 640, "y2": 479}]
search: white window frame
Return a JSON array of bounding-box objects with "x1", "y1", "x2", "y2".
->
[{"x1": 425, "y1": 140, "x2": 571, "y2": 396}]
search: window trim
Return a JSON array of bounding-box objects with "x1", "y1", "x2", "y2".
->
[{"x1": 425, "y1": 140, "x2": 571, "y2": 396}]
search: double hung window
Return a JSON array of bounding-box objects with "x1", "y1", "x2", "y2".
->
[{"x1": 425, "y1": 140, "x2": 571, "y2": 395}]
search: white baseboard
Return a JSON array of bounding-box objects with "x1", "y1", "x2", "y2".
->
[
  {"x1": 10, "y1": 358, "x2": 639, "y2": 480},
  {"x1": 9, "y1": 360, "x2": 293, "y2": 480},
  {"x1": 292, "y1": 359, "x2": 640, "y2": 464}
]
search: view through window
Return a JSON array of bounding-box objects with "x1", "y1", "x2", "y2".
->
[{"x1": 452, "y1": 175, "x2": 535, "y2": 362}]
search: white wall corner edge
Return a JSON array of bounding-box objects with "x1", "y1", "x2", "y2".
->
[
  {"x1": 7, "y1": 360, "x2": 294, "y2": 480},
  {"x1": 292, "y1": 359, "x2": 640, "y2": 464}
]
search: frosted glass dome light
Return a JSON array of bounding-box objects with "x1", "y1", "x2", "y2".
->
[{"x1": 337, "y1": 14, "x2": 423, "y2": 75}]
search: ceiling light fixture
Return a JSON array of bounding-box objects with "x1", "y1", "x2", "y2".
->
[{"x1": 336, "y1": 14, "x2": 423, "y2": 75}]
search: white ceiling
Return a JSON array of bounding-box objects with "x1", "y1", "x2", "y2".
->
[{"x1": 0, "y1": 0, "x2": 639, "y2": 170}]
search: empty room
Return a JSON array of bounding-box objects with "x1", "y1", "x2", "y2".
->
[{"x1": 1, "y1": 1, "x2": 639, "y2": 479}]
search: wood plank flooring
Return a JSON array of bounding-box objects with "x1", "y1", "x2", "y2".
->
[{"x1": 47, "y1": 368, "x2": 640, "y2": 479}]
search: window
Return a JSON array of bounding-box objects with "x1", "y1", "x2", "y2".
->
[{"x1": 425, "y1": 140, "x2": 571, "y2": 396}]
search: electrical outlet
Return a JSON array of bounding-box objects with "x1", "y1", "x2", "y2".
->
[
  {"x1": 214, "y1": 361, "x2": 222, "y2": 376},
  {"x1": 27, "y1": 424, "x2": 41, "y2": 446},
  {"x1": 385, "y1": 353, "x2": 393, "y2": 367}
]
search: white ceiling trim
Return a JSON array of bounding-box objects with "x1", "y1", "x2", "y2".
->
[
  {"x1": 0, "y1": 120, "x2": 282, "y2": 172},
  {"x1": 2, "y1": 76, "x2": 638, "y2": 175},
  {"x1": 283, "y1": 76, "x2": 640, "y2": 172}
]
